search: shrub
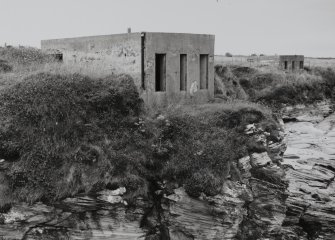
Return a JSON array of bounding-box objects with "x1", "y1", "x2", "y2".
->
[
  {"x1": 214, "y1": 65, "x2": 248, "y2": 100},
  {"x1": 225, "y1": 52, "x2": 233, "y2": 57},
  {"x1": 0, "y1": 72, "x2": 145, "y2": 203},
  {"x1": 0, "y1": 60, "x2": 12, "y2": 73},
  {"x1": 215, "y1": 65, "x2": 335, "y2": 106},
  {"x1": 249, "y1": 73, "x2": 284, "y2": 90},
  {"x1": 231, "y1": 66, "x2": 258, "y2": 78},
  {"x1": 210, "y1": 107, "x2": 267, "y2": 130},
  {"x1": 0, "y1": 71, "x2": 280, "y2": 203},
  {"x1": 185, "y1": 169, "x2": 222, "y2": 197},
  {"x1": 159, "y1": 114, "x2": 237, "y2": 182},
  {"x1": 158, "y1": 104, "x2": 277, "y2": 197},
  {"x1": 313, "y1": 67, "x2": 335, "y2": 98},
  {"x1": 0, "y1": 47, "x2": 54, "y2": 66}
]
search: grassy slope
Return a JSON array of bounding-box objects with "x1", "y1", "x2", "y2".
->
[
  {"x1": 0, "y1": 47, "x2": 283, "y2": 206},
  {"x1": 215, "y1": 65, "x2": 335, "y2": 107},
  {"x1": 0, "y1": 72, "x2": 279, "y2": 205},
  {"x1": 0, "y1": 72, "x2": 144, "y2": 203},
  {"x1": 4, "y1": 47, "x2": 333, "y2": 207}
]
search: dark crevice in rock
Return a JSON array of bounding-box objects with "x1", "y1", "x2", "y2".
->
[
  {"x1": 141, "y1": 180, "x2": 170, "y2": 240},
  {"x1": 316, "y1": 164, "x2": 335, "y2": 172},
  {"x1": 324, "y1": 175, "x2": 335, "y2": 189},
  {"x1": 299, "y1": 218, "x2": 322, "y2": 240},
  {"x1": 237, "y1": 196, "x2": 254, "y2": 239},
  {"x1": 282, "y1": 117, "x2": 298, "y2": 123}
]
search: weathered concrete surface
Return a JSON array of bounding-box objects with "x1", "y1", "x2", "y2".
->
[
  {"x1": 279, "y1": 55, "x2": 304, "y2": 71},
  {"x1": 42, "y1": 33, "x2": 142, "y2": 89},
  {"x1": 142, "y1": 32, "x2": 215, "y2": 108},
  {"x1": 41, "y1": 32, "x2": 215, "y2": 108}
]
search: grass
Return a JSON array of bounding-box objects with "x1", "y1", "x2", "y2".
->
[
  {"x1": 0, "y1": 72, "x2": 144, "y2": 203},
  {"x1": 0, "y1": 60, "x2": 12, "y2": 73},
  {"x1": 0, "y1": 69, "x2": 280, "y2": 204},
  {"x1": 0, "y1": 46, "x2": 298, "y2": 206},
  {"x1": 215, "y1": 64, "x2": 335, "y2": 106},
  {"x1": 0, "y1": 46, "x2": 54, "y2": 66},
  {"x1": 0, "y1": 46, "x2": 139, "y2": 91}
]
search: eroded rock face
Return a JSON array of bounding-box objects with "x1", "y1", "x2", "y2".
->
[
  {"x1": 282, "y1": 109, "x2": 335, "y2": 239},
  {"x1": 282, "y1": 100, "x2": 333, "y2": 123},
  {"x1": 0, "y1": 189, "x2": 150, "y2": 240},
  {"x1": 0, "y1": 123, "x2": 288, "y2": 240},
  {"x1": 2, "y1": 102, "x2": 335, "y2": 239},
  {"x1": 159, "y1": 123, "x2": 288, "y2": 240},
  {"x1": 161, "y1": 184, "x2": 251, "y2": 240}
]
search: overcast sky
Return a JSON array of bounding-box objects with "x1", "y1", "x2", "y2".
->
[{"x1": 0, "y1": 0, "x2": 334, "y2": 57}]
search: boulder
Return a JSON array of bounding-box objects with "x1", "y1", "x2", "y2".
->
[{"x1": 250, "y1": 152, "x2": 272, "y2": 167}]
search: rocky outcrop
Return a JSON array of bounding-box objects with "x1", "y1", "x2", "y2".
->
[
  {"x1": 157, "y1": 123, "x2": 288, "y2": 240},
  {"x1": 161, "y1": 185, "x2": 251, "y2": 239},
  {"x1": 1, "y1": 101, "x2": 335, "y2": 239},
  {"x1": 281, "y1": 102, "x2": 335, "y2": 239},
  {"x1": 0, "y1": 121, "x2": 288, "y2": 240},
  {"x1": 0, "y1": 189, "x2": 150, "y2": 240},
  {"x1": 281, "y1": 100, "x2": 333, "y2": 123}
]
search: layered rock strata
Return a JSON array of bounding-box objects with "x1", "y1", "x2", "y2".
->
[{"x1": 1, "y1": 101, "x2": 335, "y2": 239}]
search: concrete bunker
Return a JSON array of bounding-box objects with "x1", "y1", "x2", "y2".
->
[
  {"x1": 279, "y1": 55, "x2": 304, "y2": 71},
  {"x1": 41, "y1": 32, "x2": 215, "y2": 107}
]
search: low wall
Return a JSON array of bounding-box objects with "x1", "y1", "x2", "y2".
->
[{"x1": 41, "y1": 33, "x2": 142, "y2": 89}]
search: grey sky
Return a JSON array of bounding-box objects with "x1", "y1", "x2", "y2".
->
[{"x1": 1, "y1": 0, "x2": 334, "y2": 57}]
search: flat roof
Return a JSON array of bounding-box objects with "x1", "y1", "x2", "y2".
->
[
  {"x1": 279, "y1": 55, "x2": 304, "y2": 57},
  {"x1": 42, "y1": 32, "x2": 215, "y2": 42}
]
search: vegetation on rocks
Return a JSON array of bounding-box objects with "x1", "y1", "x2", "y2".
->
[
  {"x1": 0, "y1": 46, "x2": 334, "y2": 239},
  {"x1": 0, "y1": 60, "x2": 12, "y2": 73},
  {"x1": 0, "y1": 69, "x2": 279, "y2": 205},
  {"x1": 0, "y1": 73, "x2": 144, "y2": 203},
  {"x1": 160, "y1": 104, "x2": 279, "y2": 197},
  {"x1": 215, "y1": 64, "x2": 335, "y2": 106}
]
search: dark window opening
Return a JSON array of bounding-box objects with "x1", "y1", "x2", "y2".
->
[
  {"x1": 284, "y1": 61, "x2": 288, "y2": 70},
  {"x1": 292, "y1": 61, "x2": 295, "y2": 70},
  {"x1": 180, "y1": 54, "x2": 187, "y2": 91},
  {"x1": 200, "y1": 54, "x2": 208, "y2": 89},
  {"x1": 141, "y1": 32, "x2": 145, "y2": 90},
  {"x1": 155, "y1": 54, "x2": 166, "y2": 92},
  {"x1": 50, "y1": 53, "x2": 63, "y2": 62},
  {"x1": 300, "y1": 61, "x2": 304, "y2": 69}
]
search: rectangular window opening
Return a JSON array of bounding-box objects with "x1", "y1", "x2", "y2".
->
[
  {"x1": 155, "y1": 54, "x2": 166, "y2": 92},
  {"x1": 141, "y1": 33, "x2": 145, "y2": 89},
  {"x1": 200, "y1": 54, "x2": 208, "y2": 89},
  {"x1": 292, "y1": 61, "x2": 295, "y2": 70},
  {"x1": 284, "y1": 61, "x2": 288, "y2": 70},
  {"x1": 300, "y1": 61, "x2": 304, "y2": 69},
  {"x1": 180, "y1": 54, "x2": 187, "y2": 91},
  {"x1": 50, "y1": 53, "x2": 63, "y2": 62}
]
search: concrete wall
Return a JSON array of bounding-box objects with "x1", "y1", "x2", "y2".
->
[
  {"x1": 41, "y1": 33, "x2": 142, "y2": 89},
  {"x1": 41, "y1": 32, "x2": 215, "y2": 108},
  {"x1": 142, "y1": 33, "x2": 215, "y2": 107},
  {"x1": 279, "y1": 55, "x2": 304, "y2": 71}
]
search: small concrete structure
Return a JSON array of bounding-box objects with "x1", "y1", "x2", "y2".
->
[
  {"x1": 41, "y1": 32, "x2": 215, "y2": 108},
  {"x1": 279, "y1": 55, "x2": 304, "y2": 71}
]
